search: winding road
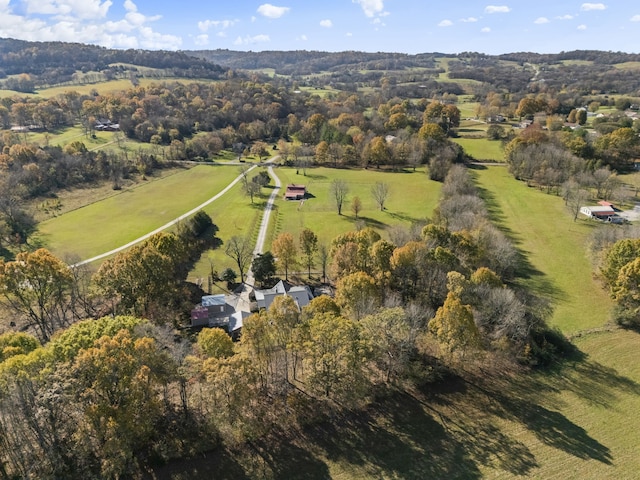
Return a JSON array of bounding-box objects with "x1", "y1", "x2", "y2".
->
[{"x1": 73, "y1": 163, "x2": 260, "y2": 266}]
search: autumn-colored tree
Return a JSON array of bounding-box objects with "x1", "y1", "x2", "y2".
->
[
  {"x1": 362, "y1": 307, "x2": 415, "y2": 382},
  {"x1": 429, "y1": 291, "x2": 480, "y2": 357},
  {"x1": 301, "y1": 312, "x2": 369, "y2": 402},
  {"x1": 364, "y1": 136, "x2": 391, "y2": 167},
  {"x1": 301, "y1": 295, "x2": 341, "y2": 321},
  {"x1": 272, "y1": 232, "x2": 297, "y2": 280},
  {"x1": 418, "y1": 122, "x2": 446, "y2": 142},
  {"x1": 94, "y1": 233, "x2": 182, "y2": 317},
  {"x1": 335, "y1": 271, "x2": 379, "y2": 320},
  {"x1": 601, "y1": 238, "x2": 640, "y2": 286},
  {"x1": 250, "y1": 141, "x2": 269, "y2": 161},
  {"x1": 71, "y1": 329, "x2": 170, "y2": 479},
  {"x1": 197, "y1": 327, "x2": 234, "y2": 359},
  {"x1": 299, "y1": 228, "x2": 318, "y2": 278},
  {"x1": 351, "y1": 196, "x2": 363, "y2": 219},
  {"x1": 0, "y1": 248, "x2": 73, "y2": 341}
]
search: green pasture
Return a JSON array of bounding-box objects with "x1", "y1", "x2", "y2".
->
[
  {"x1": 263, "y1": 166, "x2": 441, "y2": 253},
  {"x1": 612, "y1": 62, "x2": 640, "y2": 71},
  {"x1": 36, "y1": 165, "x2": 242, "y2": 262},
  {"x1": 453, "y1": 137, "x2": 506, "y2": 162},
  {"x1": 471, "y1": 165, "x2": 613, "y2": 333},
  {"x1": 457, "y1": 101, "x2": 480, "y2": 119},
  {"x1": 0, "y1": 77, "x2": 219, "y2": 100}
]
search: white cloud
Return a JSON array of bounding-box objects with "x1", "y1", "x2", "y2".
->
[
  {"x1": 353, "y1": 0, "x2": 384, "y2": 18},
  {"x1": 460, "y1": 17, "x2": 478, "y2": 23},
  {"x1": 194, "y1": 34, "x2": 208, "y2": 46},
  {"x1": 299, "y1": 34, "x2": 307, "y2": 41},
  {"x1": 320, "y1": 19, "x2": 333, "y2": 28},
  {"x1": 438, "y1": 19, "x2": 453, "y2": 27},
  {"x1": 234, "y1": 34, "x2": 270, "y2": 45},
  {"x1": 484, "y1": 5, "x2": 511, "y2": 14},
  {"x1": 631, "y1": 15, "x2": 640, "y2": 22},
  {"x1": 577, "y1": 24, "x2": 587, "y2": 30},
  {"x1": 198, "y1": 19, "x2": 237, "y2": 32},
  {"x1": 257, "y1": 4, "x2": 290, "y2": 19},
  {"x1": 0, "y1": 0, "x2": 181, "y2": 50},
  {"x1": 556, "y1": 14, "x2": 574, "y2": 20},
  {"x1": 481, "y1": 27, "x2": 491, "y2": 32},
  {"x1": 534, "y1": 17, "x2": 549, "y2": 24},
  {"x1": 346, "y1": 32, "x2": 353, "y2": 37},
  {"x1": 581, "y1": 3, "x2": 606, "y2": 11},
  {"x1": 24, "y1": 0, "x2": 113, "y2": 19}
]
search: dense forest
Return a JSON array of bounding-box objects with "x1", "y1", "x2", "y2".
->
[{"x1": 1, "y1": 39, "x2": 640, "y2": 478}]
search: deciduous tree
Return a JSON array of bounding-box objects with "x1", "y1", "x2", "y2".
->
[
  {"x1": 371, "y1": 181, "x2": 390, "y2": 211},
  {"x1": 330, "y1": 179, "x2": 349, "y2": 215},
  {"x1": 225, "y1": 236, "x2": 253, "y2": 283},
  {"x1": 299, "y1": 228, "x2": 318, "y2": 278},
  {"x1": 0, "y1": 248, "x2": 73, "y2": 341},
  {"x1": 272, "y1": 232, "x2": 297, "y2": 281}
]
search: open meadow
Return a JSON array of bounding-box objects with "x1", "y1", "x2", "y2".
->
[
  {"x1": 471, "y1": 165, "x2": 613, "y2": 333},
  {"x1": 36, "y1": 165, "x2": 242, "y2": 262},
  {"x1": 265, "y1": 166, "x2": 440, "y2": 249}
]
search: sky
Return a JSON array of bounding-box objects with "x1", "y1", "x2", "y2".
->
[{"x1": 0, "y1": 0, "x2": 639, "y2": 55}]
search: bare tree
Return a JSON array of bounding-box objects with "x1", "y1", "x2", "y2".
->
[
  {"x1": 564, "y1": 183, "x2": 590, "y2": 222},
  {"x1": 330, "y1": 179, "x2": 349, "y2": 215},
  {"x1": 224, "y1": 236, "x2": 253, "y2": 283},
  {"x1": 371, "y1": 181, "x2": 390, "y2": 211}
]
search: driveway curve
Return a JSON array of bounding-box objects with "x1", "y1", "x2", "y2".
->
[{"x1": 73, "y1": 164, "x2": 258, "y2": 266}]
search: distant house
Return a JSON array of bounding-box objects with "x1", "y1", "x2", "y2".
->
[
  {"x1": 580, "y1": 205, "x2": 617, "y2": 221},
  {"x1": 94, "y1": 119, "x2": 120, "y2": 131},
  {"x1": 254, "y1": 280, "x2": 314, "y2": 311},
  {"x1": 285, "y1": 184, "x2": 306, "y2": 200}
]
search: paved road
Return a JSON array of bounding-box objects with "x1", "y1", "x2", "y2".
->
[
  {"x1": 236, "y1": 163, "x2": 282, "y2": 311},
  {"x1": 73, "y1": 164, "x2": 258, "y2": 266}
]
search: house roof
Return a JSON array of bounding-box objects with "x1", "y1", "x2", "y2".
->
[{"x1": 202, "y1": 294, "x2": 226, "y2": 307}]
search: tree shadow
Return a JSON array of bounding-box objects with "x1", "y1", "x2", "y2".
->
[
  {"x1": 351, "y1": 216, "x2": 387, "y2": 228},
  {"x1": 147, "y1": 447, "x2": 253, "y2": 480},
  {"x1": 305, "y1": 397, "x2": 484, "y2": 479},
  {"x1": 474, "y1": 178, "x2": 563, "y2": 300},
  {"x1": 448, "y1": 353, "x2": 636, "y2": 468}
]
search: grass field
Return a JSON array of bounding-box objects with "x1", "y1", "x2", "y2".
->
[
  {"x1": 471, "y1": 165, "x2": 613, "y2": 333},
  {"x1": 36, "y1": 165, "x2": 242, "y2": 262},
  {"x1": 265, "y1": 166, "x2": 441, "y2": 250},
  {"x1": 454, "y1": 137, "x2": 506, "y2": 162}
]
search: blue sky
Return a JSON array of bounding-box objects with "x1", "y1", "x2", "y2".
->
[{"x1": 0, "y1": 1, "x2": 638, "y2": 54}]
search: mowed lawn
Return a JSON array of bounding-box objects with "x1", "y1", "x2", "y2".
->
[
  {"x1": 37, "y1": 165, "x2": 242, "y2": 261},
  {"x1": 265, "y1": 166, "x2": 442, "y2": 251},
  {"x1": 454, "y1": 137, "x2": 506, "y2": 162},
  {"x1": 471, "y1": 165, "x2": 613, "y2": 333}
]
